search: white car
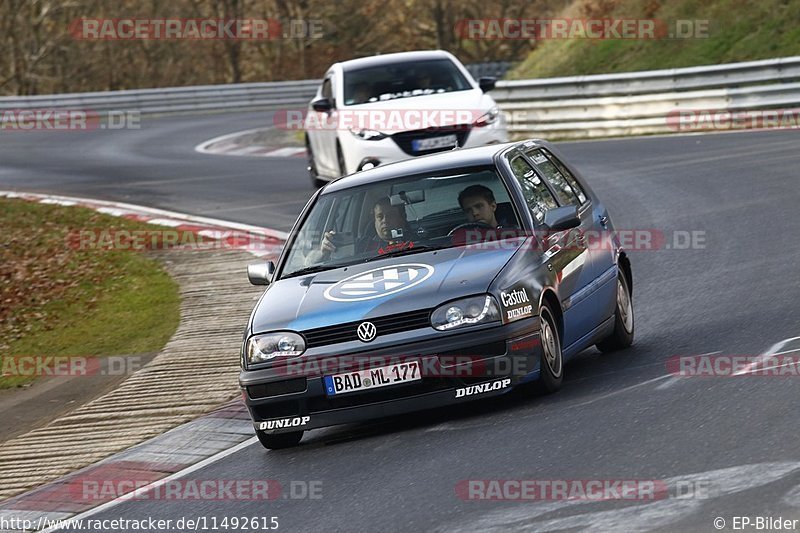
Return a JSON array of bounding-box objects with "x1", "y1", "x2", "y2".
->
[{"x1": 305, "y1": 50, "x2": 508, "y2": 187}]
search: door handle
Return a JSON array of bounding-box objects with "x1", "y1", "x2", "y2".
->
[{"x1": 599, "y1": 215, "x2": 609, "y2": 227}]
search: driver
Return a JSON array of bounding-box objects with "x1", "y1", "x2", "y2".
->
[
  {"x1": 357, "y1": 197, "x2": 413, "y2": 254},
  {"x1": 317, "y1": 197, "x2": 412, "y2": 260},
  {"x1": 458, "y1": 184, "x2": 501, "y2": 228},
  {"x1": 352, "y1": 82, "x2": 371, "y2": 104}
]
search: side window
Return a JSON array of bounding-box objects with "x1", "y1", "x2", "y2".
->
[
  {"x1": 525, "y1": 148, "x2": 586, "y2": 206},
  {"x1": 321, "y1": 77, "x2": 333, "y2": 104},
  {"x1": 282, "y1": 195, "x2": 334, "y2": 272},
  {"x1": 509, "y1": 156, "x2": 558, "y2": 224},
  {"x1": 545, "y1": 150, "x2": 588, "y2": 205}
]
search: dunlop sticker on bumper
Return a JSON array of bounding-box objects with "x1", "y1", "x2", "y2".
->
[
  {"x1": 258, "y1": 416, "x2": 310, "y2": 431},
  {"x1": 455, "y1": 378, "x2": 512, "y2": 398}
]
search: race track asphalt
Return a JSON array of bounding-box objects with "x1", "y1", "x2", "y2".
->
[{"x1": 2, "y1": 115, "x2": 799, "y2": 532}]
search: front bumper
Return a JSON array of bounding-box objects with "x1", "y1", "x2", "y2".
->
[
  {"x1": 339, "y1": 123, "x2": 508, "y2": 174},
  {"x1": 240, "y1": 318, "x2": 541, "y2": 434}
]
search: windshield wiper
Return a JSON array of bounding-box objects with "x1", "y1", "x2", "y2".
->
[
  {"x1": 281, "y1": 263, "x2": 347, "y2": 279},
  {"x1": 364, "y1": 245, "x2": 440, "y2": 262}
]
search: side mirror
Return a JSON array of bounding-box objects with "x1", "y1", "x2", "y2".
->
[
  {"x1": 247, "y1": 261, "x2": 275, "y2": 286},
  {"x1": 478, "y1": 76, "x2": 496, "y2": 93},
  {"x1": 543, "y1": 206, "x2": 580, "y2": 231},
  {"x1": 311, "y1": 97, "x2": 333, "y2": 112}
]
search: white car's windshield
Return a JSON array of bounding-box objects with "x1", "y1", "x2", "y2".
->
[
  {"x1": 281, "y1": 166, "x2": 522, "y2": 279},
  {"x1": 342, "y1": 59, "x2": 473, "y2": 106}
]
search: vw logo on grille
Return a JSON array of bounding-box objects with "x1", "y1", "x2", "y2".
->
[
  {"x1": 324, "y1": 263, "x2": 435, "y2": 302},
  {"x1": 357, "y1": 321, "x2": 377, "y2": 343}
]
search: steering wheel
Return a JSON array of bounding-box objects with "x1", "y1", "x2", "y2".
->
[{"x1": 447, "y1": 221, "x2": 494, "y2": 237}]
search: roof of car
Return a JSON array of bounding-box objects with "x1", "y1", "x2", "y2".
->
[
  {"x1": 337, "y1": 50, "x2": 454, "y2": 72},
  {"x1": 322, "y1": 141, "x2": 533, "y2": 193}
]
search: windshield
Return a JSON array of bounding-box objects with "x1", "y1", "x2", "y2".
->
[
  {"x1": 280, "y1": 167, "x2": 523, "y2": 279},
  {"x1": 342, "y1": 59, "x2": 473, "y2": 106}
]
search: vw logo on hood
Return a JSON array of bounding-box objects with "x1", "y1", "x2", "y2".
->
[
  {"x1": 324, "y1": 263, "x2": 435, "y2": 302},
  {"x1": 357, "y1": 321, "x2": 377, "y2": 342}
]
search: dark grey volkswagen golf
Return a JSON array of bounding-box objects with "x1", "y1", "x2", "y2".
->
[{"x1": 241, "y1": 140, "x2": 634, "y2": 449}]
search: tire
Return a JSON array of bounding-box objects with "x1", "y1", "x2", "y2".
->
[
  {"x1": 306, "y1": 139, "x2": 326, "y2": 188},
  {"x1": 535, "y1": 303, "x2": 563, "y2": 394},
  {"x1": 337, "y1": 144, "x2": 347, "y2": 177},
  {"x1": 256, "y1": 430, "x2": 303, "y2": 450},
  {"x1": 596, "y1": 270, "x2": 634, "y2": 353}
]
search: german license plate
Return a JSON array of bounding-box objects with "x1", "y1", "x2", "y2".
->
[
  {"x1": 324, "y1": 361, "x2": 421, "y2": 396},
  {"x1": 412, "y1": 134, "x2": 458, "y2": 152}
]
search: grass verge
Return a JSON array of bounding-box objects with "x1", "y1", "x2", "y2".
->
[{"x1": 0, "y1": 198, "x2": 180, "y2": 388}]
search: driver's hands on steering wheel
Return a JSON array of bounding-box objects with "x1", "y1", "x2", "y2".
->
[{"x1": 447, "y1": 221, "x2": 495, "y2": 237}]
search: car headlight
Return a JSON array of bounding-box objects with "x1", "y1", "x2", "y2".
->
[
  {"x1": 474, "y1": 106, "x2": 500, "y2": 128},
  {"x1": 349, "y1": 128, "x2": 387, "y2": 140},
  {"x1": 431, "y1": 295, "x2": 501, "y2": 331},
  {"x1": 245, "y1": 332, "x2": 306, "y2": 366}
]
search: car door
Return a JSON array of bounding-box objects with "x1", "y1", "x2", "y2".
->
[
  {"x1": 311, "y1": 73, "x2": 339, "y2": 177},
  {"x1": 506, "y1": 151, "x2": 592, "y2": 349},
  {"x1": 536, "y1": 147, "x2": 618, "y2": 322},
  {"x1": 521, "y1": 145, "x2": 614, "y2": 346}
]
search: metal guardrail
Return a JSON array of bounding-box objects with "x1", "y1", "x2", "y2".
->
[
  {"x1": 0, "y1": 80, "x2": 320, "y2": 115},
  {"x1": 1, "y1": 56, "x2": 799, "y2": 138},
  {"x1": 492, "y1": 56, "x2": 800, "y2": 138}
]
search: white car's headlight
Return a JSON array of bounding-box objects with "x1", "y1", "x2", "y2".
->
[
  {"x1": 431, "y1": 295, "x2": 501, "y2": 331},
  {"x1": 474, "y1": 106, "x2": 500, "y2": 128},
  {"x1": 246, "y1": 332, "x2": 306, "y2": 366},
  {"x1": 349, "y1": 128, "x2": 387, "y2": 140}
]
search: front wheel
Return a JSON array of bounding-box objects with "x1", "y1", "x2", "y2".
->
[
  {"x1": 256, "y1": 430, "x2": 303, "y2": 450},
  {"x1": 535, "y1": 303, "x2": 563, "y2": 394},
  {"x1": 596, "y1": 270, "x2": 634, "y2": 353},
  {"x1": 307, "y1": 139, "x2": 326, "y2": 188}
]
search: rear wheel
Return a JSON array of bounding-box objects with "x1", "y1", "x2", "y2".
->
[
  {"x1": 256, "y1": 430, "x2": 303, "y2": 450},
  {"x1": 535, "y1": 303, "x2": 563, "y2": 394},
  {"x1": 596, "y1": 270, "x2": 634, "y2": 353},
  {"x1": 306, "y1": 138, "x2": 326, "y2": 188}
]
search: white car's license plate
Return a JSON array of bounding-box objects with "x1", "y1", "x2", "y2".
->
[
  {"x1": 412, "y1": 134, "x2": 458, "y2": 152},
  {"x1": 324, "y1": 361, "x2": 421, "y2": 396}
]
